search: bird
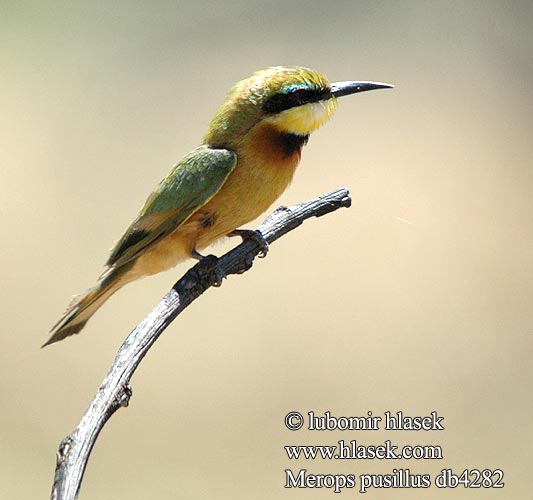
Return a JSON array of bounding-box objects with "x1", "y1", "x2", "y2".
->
[{"x1": 44, "y1": 66, "x2": 392, "y2": 346}]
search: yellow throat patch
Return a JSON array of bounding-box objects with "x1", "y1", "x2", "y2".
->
[{"x1": 266, "y1": 98, "x2": 338, "y2": 136}]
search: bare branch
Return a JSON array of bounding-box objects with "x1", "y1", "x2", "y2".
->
[{"x1": 50, "y1": 187, "x2": 351, "y2": 500}]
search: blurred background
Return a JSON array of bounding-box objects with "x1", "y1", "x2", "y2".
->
[{"x1": 1, "y1": 1, "x2": 531, "y2": 498}]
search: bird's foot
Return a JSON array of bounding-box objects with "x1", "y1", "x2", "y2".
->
[
  {"x1": 192, "y1": 249, "x2": 225, "y2": 286},
  {"x1": 228, "y1": 229, "x2": 269, "y2": 258}
]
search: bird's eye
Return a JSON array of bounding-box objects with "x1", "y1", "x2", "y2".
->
[
  {"x1": 263, "y1": 87, "x2": 318, "y2": 114},
  {"x1": 293, "y1": 89, "x2": 310, "y2": 104}
]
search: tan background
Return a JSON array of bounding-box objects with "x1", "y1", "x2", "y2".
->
[{"x1": 1, "y1": 1, "x2": 531, "y2": 498}]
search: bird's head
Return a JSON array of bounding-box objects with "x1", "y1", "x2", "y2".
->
[{"x1": 204, "y1": 66, "x2": 392, "y2": 148}]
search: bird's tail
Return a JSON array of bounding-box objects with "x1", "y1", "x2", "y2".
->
[{"x1": 43, "y1": 267, "x2": 128, "y2": 347}]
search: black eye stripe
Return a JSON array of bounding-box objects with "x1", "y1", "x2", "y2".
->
[{"x1": 263, "y1": 87, "x2": 331, "y2": 114}]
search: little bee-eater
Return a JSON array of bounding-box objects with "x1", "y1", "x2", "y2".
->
[{"x1": 45, "y1": 66, "x2": 392, "y2": 346}]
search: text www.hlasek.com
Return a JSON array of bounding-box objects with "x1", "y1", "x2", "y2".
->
[{"x1": 285, "y1": 440, "x2": 443, "y2": 461}]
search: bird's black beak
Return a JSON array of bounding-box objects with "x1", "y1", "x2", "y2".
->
[{"x1": 330, "y1": 81, "x2": 394, "y2": 98}]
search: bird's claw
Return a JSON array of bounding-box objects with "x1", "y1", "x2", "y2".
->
[
  {"x1": 213, "y1": 264, "x2": 226, "y2": 287},
  {"x1": 192, "y1": 249, "x2": 205, "y2": 261},
  {"x1": 229, "y1": 229, "x2": 269, "y2": 258}
]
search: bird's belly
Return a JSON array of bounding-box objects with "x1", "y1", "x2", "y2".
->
[
  {"x1": 195, "y1": 150, "x2": 299, "y2": 249},
  {"x1": 131, "y1": 157, "x2": 296, "y2": 278}
]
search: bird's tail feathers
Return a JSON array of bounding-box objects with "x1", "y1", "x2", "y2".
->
[{"x1": 43, "y1": 268, "x2": 125, "y2": 347}]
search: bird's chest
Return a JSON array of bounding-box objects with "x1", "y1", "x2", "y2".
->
[{"x1": 195, "y1": 124, "x2": 304, "y2": 244}]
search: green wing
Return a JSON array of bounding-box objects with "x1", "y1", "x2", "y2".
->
[{"x1": 107, "y1": 145, "x2": 237, "y2": 268}]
